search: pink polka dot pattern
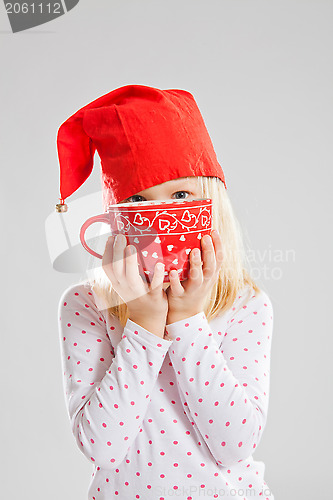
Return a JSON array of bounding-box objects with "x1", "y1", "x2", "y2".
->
[{"x1": 58, "y1": 282, "x2": 274, "y2": 500}]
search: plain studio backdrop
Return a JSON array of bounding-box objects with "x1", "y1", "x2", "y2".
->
[{"x1": 1, "y1": 1, "x2": 332, "y2": 498}]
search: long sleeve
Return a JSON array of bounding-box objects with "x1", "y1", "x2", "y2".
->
[
  {"x1": 165, "y1": 287, "x2": 273, "y2": 468},
  {"x1": 58, "y1": 284, "x2": 173, "y2": 470}
]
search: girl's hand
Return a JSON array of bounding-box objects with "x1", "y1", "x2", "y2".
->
[
  {"x1": 165, "y1": 230, "x2": 223, "y2": 324},
  {"x1": 102, "y1": 234, "x2": 169, "y2": 335}
]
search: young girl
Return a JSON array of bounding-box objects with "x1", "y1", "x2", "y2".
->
[{"x1": 57, "y1": 85, "x2": 274, "y2": 500}]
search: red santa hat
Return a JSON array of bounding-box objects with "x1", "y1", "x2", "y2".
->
[{"x1": 55, "y1": 84, "x2": 226, "y2": 212}]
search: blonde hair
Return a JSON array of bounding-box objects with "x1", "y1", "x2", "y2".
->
[{"x1": 84, "y1": 176, "x2": 260, "y2": 327}]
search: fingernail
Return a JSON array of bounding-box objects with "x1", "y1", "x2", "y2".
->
[{"x1": 115, "y1": 233, "x2": 124, "y2": 244}]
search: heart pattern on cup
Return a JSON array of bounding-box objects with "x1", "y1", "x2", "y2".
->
[
  {"x1": 159, "y1": 219, "x2": 170, "y2": 231},
  {"x1": 133, "y1": 213, "x2": 144, "y2": 225},
  {"x1": 201, "y1": 215, "x2": 208, "y2": 226},
  {"x1": 181, "y1": 210, "x2": 192, "y2": 222}
]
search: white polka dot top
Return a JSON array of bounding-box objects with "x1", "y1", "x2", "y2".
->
[{"x1": 58, "y1": 282, "x2": 274, "y2": 500}]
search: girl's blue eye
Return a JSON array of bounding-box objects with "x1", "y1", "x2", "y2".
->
[
  {"x1": 125, "y1": 194, "x2": 143, "y2": 203},
  {"x1": 127, "y1": 195, "x2": 144, "y2": 202},
  {"x1": 174, "y1": 191, "x2": 189, "y2": 199},
  {"x1": 126, "y1": 191, "x2": 189, "y2": 202}
]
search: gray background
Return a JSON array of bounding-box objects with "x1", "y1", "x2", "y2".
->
[{"x1": 1, "y1": 0, "x2": 332, "y2": 498}]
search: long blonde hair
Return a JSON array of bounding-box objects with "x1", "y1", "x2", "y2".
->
[{"x1": 84, "y1": 176, "x2": 260, "y2": 327}]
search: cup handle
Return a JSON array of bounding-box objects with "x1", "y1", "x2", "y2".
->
[{"x1": 80, "y1": 214, "x2": 111, "y2": 259}]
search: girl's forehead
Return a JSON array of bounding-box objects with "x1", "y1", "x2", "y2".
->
[{"x1": 163, "y1": 177, "x2": 200, "y2": 186}]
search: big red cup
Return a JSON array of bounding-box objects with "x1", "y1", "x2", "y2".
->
[{"x1": 80, "y1": 198, "x2": 212, "y2": 283}]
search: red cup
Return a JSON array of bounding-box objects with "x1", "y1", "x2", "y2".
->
[{"x1": 80, "y1": 198, "x2": 212, "y2": 283}]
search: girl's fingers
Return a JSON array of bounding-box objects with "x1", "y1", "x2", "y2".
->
[
  {"x1": 210, "y1": 230, "x2": 223, "y2": 272},
  {"x1": 184, "y1": 247, "x2": 204, "y2": 292},
  {"x1": 102, "y1": 235, "x2": 118, "y2": 282},
  {"x1": 201, "y1": 235, "x2": 217, "y2": 280},
  {"x1": 169, "y1": 269, "x2": 185, "y2": 295},
  {"x1": 112, "y1": 233, "x2": 126, "y2": 279},
  {"x1": 150, "y1": 262, "x2": 166, "y2": 291},
  {"x1": 102, "y1": 235, "x2": 114, "y2": 265},
  {"x1": 124, "y1": 245, "x2": 146, "y2": 291}
]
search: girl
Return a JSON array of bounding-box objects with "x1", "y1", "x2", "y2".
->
[{"x1": 57, "y1": 85, "x2": 274, "y2": 500}]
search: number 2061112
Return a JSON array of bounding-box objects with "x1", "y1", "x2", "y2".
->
[{"x1": 5, "y1": 3, "x2": 62, "y2": 14}]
